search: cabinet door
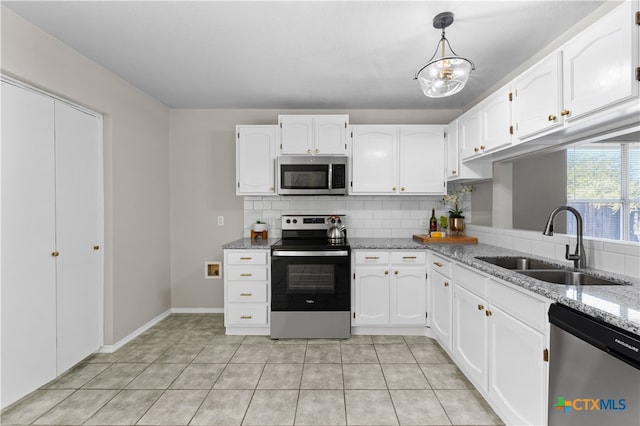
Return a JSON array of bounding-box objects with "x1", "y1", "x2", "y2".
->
[
  {"x1": 453, "y1": 285, "x2": 488, "y2": 390},
  {"x1": 351, "y1": 126, "x2": 397, "y2": 194},
  {"x1": 390, "y1": 266, "x2": 426, "y2": 325},
  {"x1": 314, "y1": 115, "x2": 348, "y2": 155},
  {"x1": 353, "y1": 266, "x2": 389, "y2": 325},
  {"x1": 459, "y1": 106, "x2": 481, "y2": 160},
  {"x1": 562, "y1": 1, "x2": 636, "y2": 120},
  {"x1": 1, "y1": 81, "x2": 57, "y2": 408},
  {"x1": 279, "y1": 115, "x2": 313, "y2": 154},
  {"x1": 399, "y1": 126, "x2": 445, "y2": 194},
  {"x1": 54, "y1": 101, "x2": 102, "y2": 374},
  {"x1": 446, "y1": 120, "x2": 459, "y2": 179},
  {"x1": 236, "y1": 126, "x2": 277, "y2": 195},
  {"x1": 488, "y1": 305, "x2": 547, "y2": 426},
  {"x1": 430, "y1": 270, "x2": 452, "y2": 351},
  {"x1": 513, "y1": 53, "x2": 563, "y2": 139},
  {"x1": 480, "y1": 88, "x2": 512, "y2": 152}
]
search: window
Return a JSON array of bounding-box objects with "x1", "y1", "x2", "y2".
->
[{"x1": 567, "y1": 142, "x2": 639, "y2": 241}]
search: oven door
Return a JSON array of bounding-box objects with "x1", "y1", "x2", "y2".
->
[{"x1": 271, "y1": 250, "x2": 350, "y2": 311}]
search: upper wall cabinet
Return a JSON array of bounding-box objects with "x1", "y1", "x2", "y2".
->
[
  {"x1": 236, "y1": 125, "x2": 277, "y2": 195},
  {"x1": 480, "y1": 86, "x2": 512, "y2": 152},
  {"x1": 446, "y1": 119, "x2": 493, "y2": 182},
  {"x1": 512, "y1": 52, "x2": 563, "y2": 139},
  {"x1": 562, "y1": 1, "x2": 637, "y2": 121},
  {"x1": 351, "y1": 125, "x2": 446, "y2": 195},
  {"x1": 279, "y1": 115, "x2": 348, "y2": 155}
]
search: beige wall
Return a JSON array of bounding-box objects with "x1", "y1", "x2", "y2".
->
[
  {"x1": 169, "y1": 109, "x2": 460, "y2": 309},
  {"x1": 1, "y1": 7, "x2": 172, "y2": 344}
]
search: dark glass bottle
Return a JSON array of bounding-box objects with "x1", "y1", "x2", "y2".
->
[{"x1": 429, "y1": 208, "x2": 438, "y2": 233}]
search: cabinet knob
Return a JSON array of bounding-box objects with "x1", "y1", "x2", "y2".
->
[
  {"x1": 444, "y1": 282, "x2": 449, "y2": 287},
  {"x1": 480, "y1": 145, "x2": 486, "y2": 151},
  {"x1": 433, "y1": 262, "x2": 443, "y2": 267},
  {"x1": 315, "y1": 149, "x2": 320, "y2": 153},
  {"x1": 485, "y1": 310, "x2": 493, "y2": 317},
  {"x1": 474, "y1": 147, "x2": 480, "y2": 153},
  {"x1": 394, "y1": 270, "x2": 399, "y2": 275},
  {"x1": 270, "y1": 187, "x2": 274, "y2": 192},
  {"x1": 548, "y1": 114, "x2": 557, "y2": 122},
  {"x1": 477, "y1": 304, "x2": 484, "y2": 311},
  {"x1": 560, "y1": 109, "x2": 571, "y2": 117},
  {"x1": 306, "y1": 149, "x2": 312, "y2": 154},
  {"x1": 384, "y1": 270, "x2": 389, "y2": 275},
  {"x1": 51, "y1": 251, "x2": 60, "y2": 257},
  {"x1": 401, "y1": 187, "x2": 405, "y2": 191},
  {"x1": 93, "y1": 246, "x2": 100, "y2": 251},
  {"x1": 452, "y1": 170, "x2": 457, "y2": 175},
  {"x1": 392, "y1": 187, "x2": 396, "y2": 191}
]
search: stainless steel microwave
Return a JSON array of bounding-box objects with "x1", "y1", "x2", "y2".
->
[{"x1": 277, "y1": 156, "x2": 348, "y2": 196}]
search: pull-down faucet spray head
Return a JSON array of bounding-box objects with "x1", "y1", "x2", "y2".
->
[{"x1": 542, "y1": 206, "x2": 586, "y2": 269}]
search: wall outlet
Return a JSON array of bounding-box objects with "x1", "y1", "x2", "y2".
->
[{"x1": 217, "y1": 216, "x2": 224, "y2": 226}]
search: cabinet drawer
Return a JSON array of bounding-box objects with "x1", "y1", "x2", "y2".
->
[
  {"x1": 391, "y1": 251, "x2": 426, "y2": 265},
  {"x1": 226, "y1": 303, "x2": 268, "y2": 325},
  {"x1": 355, "y1": 251, "x2": 390, "y2": 265},
  {"x1": 227, "y1": 251, "x2": 268, "y2": 265},
  {"x1": 227, "y1": 283, "x2": 268, "y2": 303},
  {"x1": 226, "y1": 266, "x2": 268, "y2": 281},
  {"x1": 488, "y1": 278, "x2": 548, "y2": 331},
  {"x1": 453, "y1": 263, "x2": 487, "y2": 298},
  {"x1": 430, "y1": 254, "x2": 452, "y2": 277}
]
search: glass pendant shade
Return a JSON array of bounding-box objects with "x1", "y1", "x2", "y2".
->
[{"x1": 414, "y1": 12, "x2": 475, "y2": 98}]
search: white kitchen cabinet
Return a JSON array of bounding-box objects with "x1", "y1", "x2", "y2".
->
[
  {"x1": 445, "y1": 119, "x2": 493, "y2": 181},
  {"x1": 429, "y1": 254, "x2": 453, "y2": 351},
  {"x1": 562, "y1": 1, "x2": 637, "y2": 121},
  {"x1": 224, "y1": 249, "x2": 270, "y2": 334},
  {"x1": 353, "y1": 251, "x2": 426, "y2": 327},
  {"x1": 512, "y1": 52, "x2": 563, "y2": 139},
  {"x1": 446, "y1": 257, "x2": 551, "y2": 426},
  {"x1": 458, "y1": 105, "x2": 482, "y2": 161},
  {"x1": 236, "y1": 125, "x2": 277, "y2": 195},
  {"x1": 480, "y1": 86, "x2": 512, "y2": 152},
  {"x1": 1, "y1": 81, "x2": 102, "y2": 409},
  {"x1": 279, "y1": 114, "x2": 348, "y2": 155},
  {"x1": 351, "y1": 125, "x2": 397, "y2": 194},
  {"x1": 452, "y1": 264, "x2": 489, "y2": 391},
  {"x1": 351, "y1": 125, "x2": 446, "y2": 195}
]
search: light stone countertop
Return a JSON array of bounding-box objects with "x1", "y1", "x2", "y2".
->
[{"x1": 222, "y1": 237, "x2": 640, "y2": 336}]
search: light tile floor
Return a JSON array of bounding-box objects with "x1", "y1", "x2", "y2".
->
[{"x1": 1, "y1": 314, "x2": 504, "y2": 425}]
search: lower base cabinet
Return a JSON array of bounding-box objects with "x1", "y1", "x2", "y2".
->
[
  {"x1": 353, "y1": 251, "x2": 426, "y2": 328},
  {"x1": 435, "y1": 262, "x2": 551, "y2": 426}
]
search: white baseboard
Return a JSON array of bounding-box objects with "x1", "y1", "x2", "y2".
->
[
  {"x1": 171, "y1": 307, "x2": 224, "y2": 314},
  {"x1": 98, "y1": 309, "x2": 172, "y2": 353}
]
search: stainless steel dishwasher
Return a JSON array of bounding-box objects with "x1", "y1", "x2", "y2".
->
[{"x1": 548, "y1": 304, "x2": 640, "y2": 426}]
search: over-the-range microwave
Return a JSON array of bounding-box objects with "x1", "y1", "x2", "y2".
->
[{"x1": 277, "y1": 156, "x2": 348, "y2": 196}]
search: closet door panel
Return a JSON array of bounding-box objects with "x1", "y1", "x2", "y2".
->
[
  {"x1": 54, "y1": 101, "x2": 102, "y2": 373},
  {"x1": 1, "y1": 82, "x2": 57, "y2": 407}
]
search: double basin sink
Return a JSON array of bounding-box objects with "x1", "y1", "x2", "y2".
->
[{"x1": 476, "y1": 256, "x2": 628, "y2": 286}]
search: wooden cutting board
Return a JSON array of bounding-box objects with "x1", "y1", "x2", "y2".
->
[{"x1": 412, "y1": 234, "x2": 478, "y2": 244}]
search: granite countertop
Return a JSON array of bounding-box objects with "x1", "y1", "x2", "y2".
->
[{"x1": 223, "y1": 237, "x2": 640, "y2": 336}]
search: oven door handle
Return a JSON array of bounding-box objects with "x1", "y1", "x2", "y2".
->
[{"x1": 272, "y1": 250, "x2": 350, "y2": 257}]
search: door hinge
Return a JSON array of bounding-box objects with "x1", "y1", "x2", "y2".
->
[
  {"x1": 353, "y1": 312, "x2": 356, "y2": 319},
  {"x1": 636, "y1": 66, "x2": 640, "y2": 81},
  {"x1": 345, "y1": 122, "x2": 347, "y2": 128},
  {"x1": 279, "y1": 122, "x2": 282, "y2": 128},
  {"x1": 345, "y1": 143, "x2": 347, "y2": 150},
  {"x1": 353, "y1": 272, "x2": 356, "y2": 279},
  {"x1": 636, "y1": 10, "x2": 640, "y2": 25},
  {"x1": 508, "y1": 92, "x2": 513, "y2": 102},
  {"x1": 237, "y1": 132, "x2": 240, "y2": 138},
  {"x1": 425, "y1": 312, "x2": 428, "y2": 318},
  {"x1": 509, "y1": 125, "x2": 514, "y2": 135},
  {"x1": 543, "y1": 348, "x2": 549, "y2": 362},
  {"x1": 351, "y1": 131, "x2": 353, "y2": 138},
  {"x1": 425, "y1": 272, "x2": 428, "y2": 279},
  {"x1": 280, "y1": 143, "x2": 283, "y2": 149},
  {"x1": 237, "y1": 182, "x2": 240, "y2": 188}
]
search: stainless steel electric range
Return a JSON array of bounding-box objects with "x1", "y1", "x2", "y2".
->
[{"x1": 270, "y1": 215, "x2": 351, "y2": 339}]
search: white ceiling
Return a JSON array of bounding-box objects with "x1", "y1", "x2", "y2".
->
[{"x1": 4, "y1": 1, "x2": 610, "y2": 110}]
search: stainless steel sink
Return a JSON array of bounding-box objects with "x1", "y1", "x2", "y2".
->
[
  {"x1": 476, "y1": 256, "x2": 563, "y2": 270},
  {"x1": 475, "y1": 256, "x2": 629, "y2": 286},
  {"x1": 517, "y1": 270, "x2": 627, "y2": 286}
]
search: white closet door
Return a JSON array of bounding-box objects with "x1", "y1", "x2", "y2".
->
[
  {"x1": 54, "y1": 101, "x2": 102, "y2": 373},
  {"x1": 1, "y1": 81, "x2": 57, "y2": 408}
]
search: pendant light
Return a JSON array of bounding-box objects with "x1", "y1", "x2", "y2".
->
[{"x1": 414, "y1": 12, "x2": 475, "y2": 98}]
